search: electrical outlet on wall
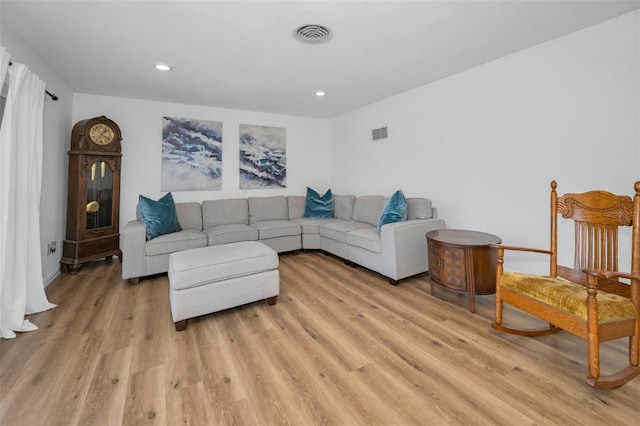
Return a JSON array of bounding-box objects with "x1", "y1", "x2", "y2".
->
[{"x1": 47, "y1": 241, "x2": 57, "y2": 255}]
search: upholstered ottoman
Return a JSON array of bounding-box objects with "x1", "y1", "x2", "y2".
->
[{"x1": 168, "y1": 241, "x2": 279, "y2": 331}]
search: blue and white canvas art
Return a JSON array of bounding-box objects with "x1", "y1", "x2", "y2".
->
[
  {"x1": 239, "y1": 124, "x2": 286, "y2": 189},
  {"x1": 162, "y1": 117, "x2": 223, "y2": 191}
]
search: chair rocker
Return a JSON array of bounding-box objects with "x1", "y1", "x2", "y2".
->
[{"x1": 491, "y1": 181, "x2": 640, "y2": 388}]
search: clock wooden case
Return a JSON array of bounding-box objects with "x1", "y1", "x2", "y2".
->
[{"x1": 61, "y1": 116, "x2": 123, "y2": 274}]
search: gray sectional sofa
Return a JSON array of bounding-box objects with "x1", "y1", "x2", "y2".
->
[{"x1": 122, "y1": 194, "x2": 446, "y2": 284}]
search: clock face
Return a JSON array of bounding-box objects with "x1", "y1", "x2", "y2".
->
[{"x1": 89, "y1": 123, "x2": 115, "y2": 146}]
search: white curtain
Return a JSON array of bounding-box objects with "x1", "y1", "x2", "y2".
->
[{"x1": 0, "y1": 46, "x2": 56, "y2": 339}]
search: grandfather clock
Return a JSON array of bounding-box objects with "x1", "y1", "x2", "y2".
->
[{"x1": 61, "y1": 116, "x2": 122, "y2": 274}]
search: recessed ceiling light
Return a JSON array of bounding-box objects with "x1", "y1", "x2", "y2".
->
[
  {"x1": 154, "y1": 63, "x2": 173, "y2": 71},
  {"x1": 315, "y1": 91, "x2": 326, "y2": 97}
]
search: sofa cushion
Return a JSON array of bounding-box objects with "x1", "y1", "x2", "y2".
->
[
  {"x1": 138, "y1": 193, "x2": 183, "y2": 240},
  {"x1": 203, "y1": 198, "x2": 249, "y2": 227},
  {"x1": 203, "y1": 223, "x2": 258, "y2": 245},
  {"x1": 319, "y1": 221, "x2": 373, "y2": 243},
  {"x1": 287, "y1": 195, "x2": 306, "y2": 219},
  {"x1": 169, "y1": 242, "x2": 278, "y2": 290},
  {"x1": 145, "y1": 229, "x2": 207, "y2": 256},
  {"x1": 407, "y1": 198, "x2": 432, "y2": 220},
  {"x1": 292, "y1": 218, "x2": 346, "y2": 235},
  {"x1": 175, "y1": 202, "x2": 203, "y2": 231},
  {"x1": 304, "y1": 187, "x2": 334, "y2": 219},
  {"x1": 252, "y1": 220, "x2": 301, "y2": 239},
  {"x1": 334, "y1": 195, "x2": 356, "y2": 220},
  {"x1": 377, "y1": 190, "x2": 407, "y2": 233},
  {"x1": 352, "y1": 195, "x2": 386, "y2": 226},
  {"x1": 346, "y1": 227, "x2": 382, "y2": 253},
  {"x1": 248, "y1": 196, "x2": 288, "y2": 224}
]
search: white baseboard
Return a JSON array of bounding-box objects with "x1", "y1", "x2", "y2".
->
[{"x1": 44, "y1": 269, "x2": 60, "y2": 287}]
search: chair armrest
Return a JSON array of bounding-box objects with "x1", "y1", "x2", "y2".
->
[
  {"x1": 122, "y1": 220, "x2": 147, "y2": 281},
  {"x1": 380, "y1": 218, "x2": 446, "y2": 280},
  {"x1": 491, "y1": 244, "x2": 554, "y2": 281},
  {"x1": 582, "y1": 268, "x2": 638, "y2": 300},
  {"x1": 583, "y1": 268, "x2": 640, "y2": 282},
  {"x1": 489, "y1": 243, "x2": 552, "y2": 256}
]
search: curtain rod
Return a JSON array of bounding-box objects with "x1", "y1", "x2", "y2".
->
[{"x1": 8, "y1": 61, "x2": 59, "y2": 101}]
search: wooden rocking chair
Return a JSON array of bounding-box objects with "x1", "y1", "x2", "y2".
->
[{"x1": 491, "y1": 181, "x2": 640, "y2": 388}]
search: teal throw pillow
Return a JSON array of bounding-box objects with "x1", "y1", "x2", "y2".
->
[
  {"x1": 303, "y1": 187, "x2": 334, "y2": 219},
  {"x1": 377, "y1": 190, "x2": 407, "y2": 233},
  {"x1": 139, "y1": 192, "x2": 182, "y2": 240}
]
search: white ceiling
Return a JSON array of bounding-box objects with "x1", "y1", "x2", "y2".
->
[{"x1": 2, "y1": 1, "x2": 639, "y2": 118}]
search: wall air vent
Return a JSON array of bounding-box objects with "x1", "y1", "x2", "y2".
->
[{"x1": 371, "y1": 126, "x2": 389, "y2": 141}]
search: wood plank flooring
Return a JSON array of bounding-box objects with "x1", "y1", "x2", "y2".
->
[{"x1": 1, "y1": 251, "x2": 639, "y2": 425}]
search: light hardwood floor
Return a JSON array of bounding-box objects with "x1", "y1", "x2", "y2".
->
[{"x1": 1, "y1": 251, "x2": 639, "y2": 425}]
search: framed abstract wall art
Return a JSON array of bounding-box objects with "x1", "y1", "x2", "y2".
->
[
  {"x1": 161, "y1": 116, "x2": 222, "y2": 191},
  {"x1": 239, "y1": 124, "x2": 286, "y2": 189}
]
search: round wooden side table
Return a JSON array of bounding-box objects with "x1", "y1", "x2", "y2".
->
[{"x1": 426, "y1": 229, "x2": 502, "y2": 313}]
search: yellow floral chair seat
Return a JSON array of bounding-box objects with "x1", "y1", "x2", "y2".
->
[{"x1": 502, "y1": 272, "x2": 637, "y2": 324}]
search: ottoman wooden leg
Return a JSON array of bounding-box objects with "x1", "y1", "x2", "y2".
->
[
  {"x1": 175, "y1": 320, "x2": 187, "y2": 331},
  {"x1": 267, "y1": 296, "x2": 277, "y2": 306}
]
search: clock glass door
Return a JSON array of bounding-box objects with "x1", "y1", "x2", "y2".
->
[{"x1": 86, "y1": 160, "x2": 113, "y2": 229}]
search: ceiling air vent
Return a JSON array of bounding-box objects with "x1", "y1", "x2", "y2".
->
[
  {"x1": 293, "y1": 24, "x2": 333, "y2": 45},
  {"x1": 372, "y1": 126, "x2": 389, "y2": 141}
]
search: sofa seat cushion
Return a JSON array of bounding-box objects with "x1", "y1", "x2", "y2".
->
[
  {"x1": 169, "y1": 242, "x2": 278, "y2": 291},
  {"x1": 204, "y1": 223, "x2": 258, "y2": 245},
  {"x1": 319, "y1": 221, "x2": 373, "y2": 243},
  {"x1": 291, "y1": 218, "x2": 345, "y2": 235},
  {"x1": 252, "y1": 220, "x2": 301, "y2": 239},
  {"x1": 145, "y1": 230, "x2": 207, "y2": 256},
  {"x1": 346, "y1": 227, "x2": 382, "y2": 253},
  {"x1": 501, "y1": 272, "x2": 637, "y2": 324}
]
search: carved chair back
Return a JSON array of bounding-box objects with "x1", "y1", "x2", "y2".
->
[{"x1": 550, "y1": 181, "x2": 639, "y2": 297}]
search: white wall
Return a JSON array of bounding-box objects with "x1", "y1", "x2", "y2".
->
[
  {"x1": 3, "y1": 8, "x2": 638, "y2": 286},
  {"x1": 329, "y1": 11, "x2": 640, "y2": 274},
  {"x1": 1, "y1": 20, "x2": 74, "y2": 286},
  {"x1": 72, "y1": 94, "x2": 332, "y2": 229}
]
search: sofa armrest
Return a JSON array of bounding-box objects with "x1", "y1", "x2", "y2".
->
[
  {"x1": 380, "y1": 219, "x2": 446, "y2": 280},
  {"x1": 122, "y1": 220, "x2": 147, "y2": 282}
]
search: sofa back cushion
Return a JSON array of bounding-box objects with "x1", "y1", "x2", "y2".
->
[
  {"x1": 202, "y1": 198, "x2": 249, "y2": 227},
  {"x1": 287, "y1": 195, "x2": 306, "y2": 220},
  {"x1": 407, "y1": 198, "x2": 433, "y2": 220},
  {"x1": 334, "y1": 194, "x2": 356, "y2": 220},
  {"x1": 352, "y1": 195, "x2": 386, "y2": 226},
  {"x1": 175, "y1": 202, "x2": 203, "y2": 231},
  {"x1": 248, "y1": 196, "x2": 288, "y2": 224}
]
